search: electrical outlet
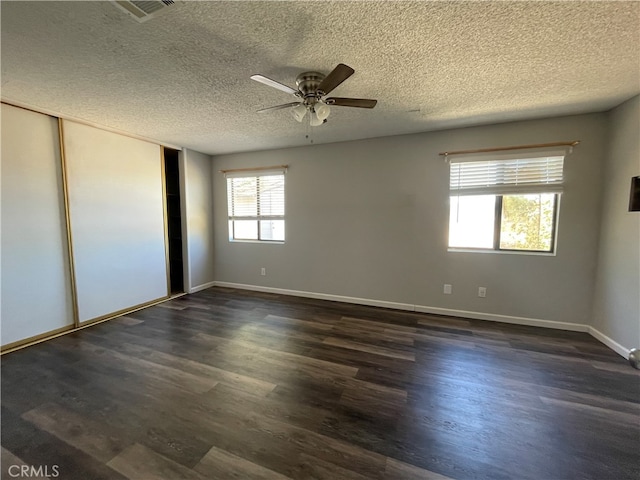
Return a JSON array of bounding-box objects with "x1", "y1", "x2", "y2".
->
[
  {"x1": 261, "y1": 267, "x2": 266, "y2": 276},
  {"x1": 478, "y1": 287, "x2": 487, "y2": 298},
  {"x1": 443, "y1": 284, "x2": 452, "y2": 295}
]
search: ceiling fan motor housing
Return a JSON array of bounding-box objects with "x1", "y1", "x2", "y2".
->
[{"x1": 296, "y1": 71, "x2": 325, "y2": 105}]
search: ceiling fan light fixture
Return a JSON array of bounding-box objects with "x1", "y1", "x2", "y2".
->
[
  {"x1": 309, "y1": 110, "x2": 324, "y2": 127},
  {"x1": 315, "y1": 101, "x2": 330, "y2": 121},
  {"x1": 291, "y1": 103, "x2": 307, "y2": 122}
]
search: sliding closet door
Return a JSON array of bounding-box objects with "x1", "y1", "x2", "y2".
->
[
  {"x1": 1, "y1": 104, "x2": 74, "y2": 346},
  {"x1": 62, "y1": 120, "x2": 168, "y2": 323}
]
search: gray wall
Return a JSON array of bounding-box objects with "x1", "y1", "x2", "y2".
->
[
  {"x1": 182, "y1": 148, "x2": 216, "y2": 292},
  {"x1": 591, "y1": 95, "x2": 640, "y2": 350},
  {"x1": 211, "y1": 113, "x2": 608, "y2": 326}
]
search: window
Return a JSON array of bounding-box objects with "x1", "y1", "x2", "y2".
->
[
  {"x1": 227, "y1": 169, "x2": 285, "y2": 242},
  {"x1": 448, "y1": 153, "x2": 564, "y2": 253}
]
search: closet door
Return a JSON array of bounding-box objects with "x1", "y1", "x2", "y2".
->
[
  {"x1": 1, "y1": 104, "x2": 74, "y2": 347},
  {"x1": 62, "y1": 120, "x2": 168, "y2": 323}
]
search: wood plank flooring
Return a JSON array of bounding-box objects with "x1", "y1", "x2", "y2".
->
[{"x1": 2, "y1": 287, "x2": 639, "y2": 479}]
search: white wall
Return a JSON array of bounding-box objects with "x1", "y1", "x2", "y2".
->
[
  {"x1": 62, "y1": 120, "x2": 168, "y2": 323},
  {"x1": 1, "y1": 104, "x2": 74, "y2": 345},
  {"x1": 591, "y1": 95, "x2": 640, "y2": 354},
  {"x1": 181, "y1": 148, "x2": 216, "y2": 292},
  {"x1": 211, "y1": 113, "x2": 608, "y2": 328}
]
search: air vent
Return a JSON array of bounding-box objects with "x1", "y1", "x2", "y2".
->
[{"x1": 112, "y1": 0, "x2": 177, "y2": 23}]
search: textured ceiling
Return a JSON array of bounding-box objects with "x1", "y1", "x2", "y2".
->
[{"x1": 2, "y1": 1, "x2": 639, "y2": 155}]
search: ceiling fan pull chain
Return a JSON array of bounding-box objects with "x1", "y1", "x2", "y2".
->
[{"x1": 305, "y1": 115, "x2": 314, "y2": 144}]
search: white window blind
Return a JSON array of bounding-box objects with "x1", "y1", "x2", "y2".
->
[
  {"x1": 227, "y1": 174, "x2": 285, "y2": 220},
  {"x1": 449, "y1": 155, "x2": 565, "y2": 195}
]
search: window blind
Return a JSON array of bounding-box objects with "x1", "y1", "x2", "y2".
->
[
  {"x1": 227, "y1": 173, "x2": 285, "y2": 220},
  {"x1": 449, "y1": 155, "x2": 564, "y2": 195}
]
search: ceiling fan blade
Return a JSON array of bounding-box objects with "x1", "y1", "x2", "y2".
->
[
  {"x1": 325, "y1": 97, "x2": 377, "y2": 108},
  {"x1": 256, "y1": 102, "x2": 301, "y2": 113},
  {"x1": 251, "y1": 74, "x2": 298, "y2": 95},
  {"x1": 317, "y1": 64, "x2": 355, "y2": 95}
]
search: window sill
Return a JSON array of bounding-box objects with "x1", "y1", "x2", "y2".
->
[
  {"x1": 229, "y1": 239, "x2": 285, "y2": 245},
  {"x1": 447, "y1": 248, "x2": 556, "y2": 257}
]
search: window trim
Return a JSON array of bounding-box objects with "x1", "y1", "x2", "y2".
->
[{"x1": 447, "y1": 246, "x2": 557, "y2": 257}]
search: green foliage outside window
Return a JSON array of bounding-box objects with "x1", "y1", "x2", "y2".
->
[{"x1": 500, "y1": 194, "x2": 555, "y2": 251}]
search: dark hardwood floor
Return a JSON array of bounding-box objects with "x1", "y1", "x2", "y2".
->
[{"x1": 2, "y1": 287, "x2": 639, "y2": 480}]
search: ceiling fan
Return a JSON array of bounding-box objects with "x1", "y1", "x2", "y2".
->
[{"x1": 251, "y1": 64, "x2": 377, "y2": 126}]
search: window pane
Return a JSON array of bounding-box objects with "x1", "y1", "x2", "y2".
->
[
  {"x1": 500, "y1": 194, "x2": 555, "y2": 251},
  {"x1": 449, "y1": 195, "x2": 496, "y2": 249},
  {"x1": 259, "y1": 220, "x2": 285, "y2": 241},
  {"x1": 232, "y1": 220, "x2": 258, "y2": 240}
]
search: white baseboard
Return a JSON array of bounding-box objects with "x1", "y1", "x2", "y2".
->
[
  {"x1": 212, "y1": 281, "x2": 589, "y2": 332},
  {"x1": 213, "y1": 281, "x2": 415, "y2": 311},
  {"x1": 414, "y1": 305, "x2": 589, "y2": 332},
  {"x1": 588, "y1": 326, "x2": 630, "y2": 358},
  {"x1": 189, "y1": 280, "x2": 217, "y2": 294}
]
